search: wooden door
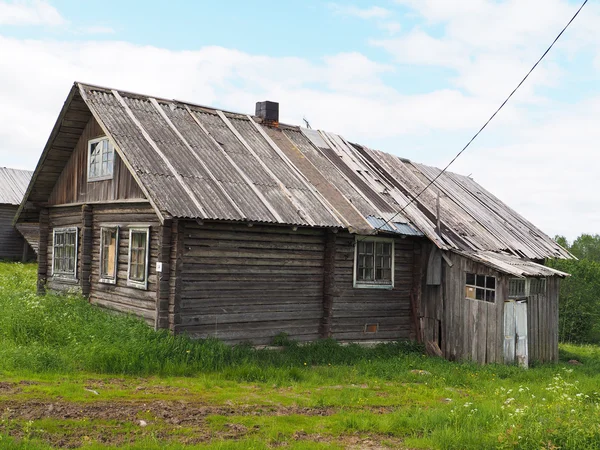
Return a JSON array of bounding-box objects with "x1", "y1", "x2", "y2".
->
[
  {"x1": 504, "y1": 301, "x2": 516, "y2": 364},
  {"x1": 504, "y1": 300, "x2": 528, "y2": 367},
  {"x1": 515, "y1": 301, "x2": 528, "y2": 368}
]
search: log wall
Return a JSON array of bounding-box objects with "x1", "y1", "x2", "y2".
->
[
  {"x1": 89, "y1": 203, "x2": 160, "y2": 326},
  {"x1": 46, "y1": 205, "x2": 84, "y2": 293},
  {"x1": 179, "y1": 224, "x2": 421, "y2": 345},
  {"x1": 329, "y1": 232, "x2": 420, "y2": 342},
  {"x1": 179, "y1": 222, "x2": 326, "y2": 344}
]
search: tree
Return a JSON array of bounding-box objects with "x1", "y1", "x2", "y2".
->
[
  {"x1": 570, "y1": 234, "x2": 600, "y2": 263},
  {"x1": 548, "y1": 235, "x2": 600, "y2": 343}
]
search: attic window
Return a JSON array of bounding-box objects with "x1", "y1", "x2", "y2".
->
[
  {"x1": 354, "y1": 237, "x2": 394, "y2": 289},
  {"x1": 465, "y1": 273, "x2": 495, "y2": 303},
  {"x1": 88, "y1": 137, "x2": 114, "y2": 181}
]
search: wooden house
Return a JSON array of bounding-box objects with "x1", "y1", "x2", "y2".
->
[
  {"x1": 16, "y1": 82, "x2": 572, "y2": 366},
  {"x1": 0, "y1": 167, "x2": 37, "y2": 261}
]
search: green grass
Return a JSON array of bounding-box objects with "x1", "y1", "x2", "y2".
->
[{"x1": 2, "y1": 261, "x2": 600, "y2": 449}]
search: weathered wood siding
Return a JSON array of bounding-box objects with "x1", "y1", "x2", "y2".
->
[
  {"x1": 89, "y1": 204, "x2": 160, "y2": 325},
  {"x1": 46, "y1": 205, "x2": 83, "y2": 293},
  {"x1": 330, "y1": 232, "x2": 419, "y2": 341},
  {"x1": 179, "y1": 222, "x2": 326, "y2": 344},
  {"x1": 527, "y1": 276, "x2": 560, "y2": 363},
  {"x1": 422, "y1": 251, "x2": 560, "y2": 365},
  {"x1": 0, "y1": 204, "x2": 33, "y2": 260},
  {"x1": 421, "y1": 252, "x2": 506, "y2": 364},
  {"x1": 47, "y1": 116, "x2": 145, "y2": 206}
]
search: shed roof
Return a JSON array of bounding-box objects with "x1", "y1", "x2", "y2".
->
[
  {"x1": 17, "y1": 82, "x2": 573, "y2": 272},
  {"x1": 0, "y1": 167, "x2": 33, "y2": 205}
]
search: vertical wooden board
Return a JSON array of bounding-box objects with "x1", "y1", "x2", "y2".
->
[
  {"x1": 530, "y1": 294, "x2": 537, "y2": 363},
  {"x1": 555, "y1": 280, "x2": 560, "y2": 361},
  {"x1": 486, "y1": 300, "x2": 496, "y2": 364},
  {"x1": 476, "y1": 300, "x2": 487, "y2": 364},
  {"x1": 542, "y1": 289, "x2": 548, "y2": 362}
]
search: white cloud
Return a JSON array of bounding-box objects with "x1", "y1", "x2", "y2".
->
[
  {"x1": 79, "y1": 25, "x2": 115, "y2": 35},
  {"x1": 0, "y1": 0, "x2": 599, "y2": 239},
  {"x1": 0, "y1": 0, "x2": 65, "y2": 26},
  {"x1": 379, "y1": 22, "x2": 401, "y2": 35},
  {"x1": 329, "y1": 4, "x2": 391, "y2": 19},
  {"x1": 0, "y1": 35, "x2": 507, "y2": 170}
]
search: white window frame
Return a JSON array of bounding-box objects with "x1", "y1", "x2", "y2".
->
[
  {"x1": 127, "y1": 227, "x2": 150, "y2": 290},
  {"x1": 353, "y1": 236, "x2": 395, "y2": 289},
  {"x1": 87, "y1": 136, "x2": 115, "y2": 182},
  {"x1": 51, "y1": 227, "x2": 78, "y2": 280},
  {"x1": 99, "y1": 226, "x2": 119, "y2": 285}
]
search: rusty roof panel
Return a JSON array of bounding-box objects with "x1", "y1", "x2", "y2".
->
[{"x1": 0, "y1": 167, "x2": 32, "y2": 205}]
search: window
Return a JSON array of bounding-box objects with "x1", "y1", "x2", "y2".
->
[
  {"x1": 508, "y1": 278, "x2": 527, "y2": 298},
  {"x1": 52, "y1": 227, "x2": 78, "y2": 279},
  {"x1": 530, "y1": 278, "x2": 547, "y2": 295},
  {"x1": 509, "y1": 278, "x2": 547, "y2": 298},
  {"x1": 354, "y1": 238, "x2": 394, "y2": 288},
  {"x1": 465, "y1": 273, "x2": 496, "y2": 303},
  {"x1": 127, "y1": 227, "x2": 149, "y2": 289},
  {"x1": 88, "y1": 137, "x2": 114, "y2": 181},
  {"x1": 100, "y1": 227, "x2": 119, "y2": 284}
]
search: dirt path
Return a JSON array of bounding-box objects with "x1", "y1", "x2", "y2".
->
[{"x1": 0, "y1": 399, "x2": 405, "y2": 449}]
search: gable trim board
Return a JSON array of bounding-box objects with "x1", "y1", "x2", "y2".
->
[{"x1": 17, "y1": 81, "x2": 571, "y2": 364}]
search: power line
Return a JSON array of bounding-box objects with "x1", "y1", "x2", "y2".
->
[{"x1": 366, "y1": 0, "x2": 588, "y2": 238}]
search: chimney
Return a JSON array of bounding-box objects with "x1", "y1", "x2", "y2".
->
[{"x1": 255, "y1": 101, "x2": 279, "y2": 125}]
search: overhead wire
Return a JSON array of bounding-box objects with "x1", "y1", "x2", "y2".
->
[{"x1": 363, "y1": 0, "x2": 588, "y2": 239}]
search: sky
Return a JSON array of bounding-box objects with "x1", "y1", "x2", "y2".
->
[{"x1": 0, "y1": 0, "x2": 598, "y2": 241}]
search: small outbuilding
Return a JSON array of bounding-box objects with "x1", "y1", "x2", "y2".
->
[
  {"x1": 0, "y1": 167, "x2": 36, "y2": 261},
  {"x1": 16, "y1": 82, "x2": 572, "y2": 366}
]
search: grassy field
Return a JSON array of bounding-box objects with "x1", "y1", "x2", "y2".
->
[{"x1": 1, "y1": 262, "x2": 600, "y2": 449}]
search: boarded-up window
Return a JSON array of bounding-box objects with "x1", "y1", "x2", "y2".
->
[
  {"x1": 465, "y1": 273, "x2": 495, "y2": 303},
  {"x1": 355, "y1": 238, "x2": 393, "y2": 288},
  {"x1": 52, "y1": 227, "x2": 78, "y2": 278},
  {"x1": 127, "y1": 227, "x2": 149, "y2": 290},
  {"x1": 100, "y1": 227, "x2": 119, "y2": 284},
  {"x1": 88, "y1": 137, "x2": 114, "y2": 181}
]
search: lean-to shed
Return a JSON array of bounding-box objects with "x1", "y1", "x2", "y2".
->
[
  {"x1": 16, "y1": 82, "x2": 572, "y2": 365},
  {"x1": 0, "y1": 167, "x2": 36, "y2": 261}
]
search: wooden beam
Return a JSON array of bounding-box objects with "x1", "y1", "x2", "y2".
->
[
  {"x1": 80, "y1": 205, "x2": 93, "y2": 297},
  {"x1": 155, "y1": 218, "x2": 172, "y2": 330},
  {"x1": 320, "y1": 230, "x2": 336, "y2": 338},
  {"x1": 37, "y1": 208, "x2": 49, "y2": 295}
]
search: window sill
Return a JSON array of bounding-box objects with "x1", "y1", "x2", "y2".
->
[
  {"x1": 88, "y1": 175, "x2": 114, "y2": 183},
  {"x1": 465, "y1": 297, "x2": 496, "y2": 304},
  {"x1": 354, "y1": 283, "x2": 394, "y2": 290},
  {"x1": 50, "y1": 276, "x2": 79, "y2": 284},
  {"x1": 99, "y1": 278, "x2": 117, "y2": 285},
  {"x1": 127, "y1": 280, "x2": 148, "y2": 290}
]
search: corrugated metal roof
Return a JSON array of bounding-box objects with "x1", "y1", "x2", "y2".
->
[
  {"x1": 17, "y1": 82, "x2": 572, "y2": 269},
  {"x1": 366, "y1": 216, "x2": 424, "y2": 237},
  {"x1": 457, "y1": 250, "x2": 570, "y2": 278},
  {"x1": 0, "y1": 167, "x2": 32, "y2": 205}
]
